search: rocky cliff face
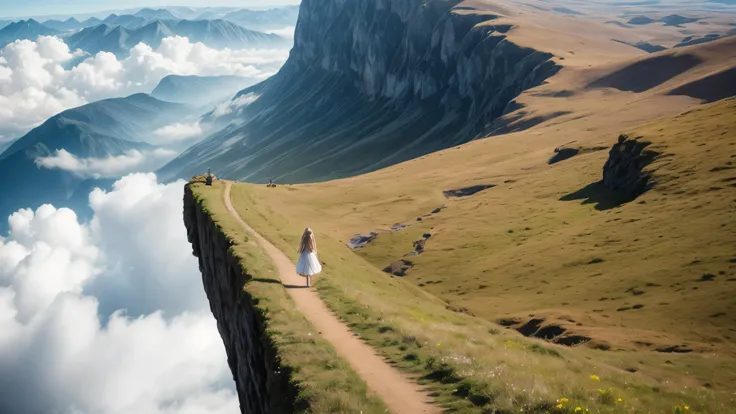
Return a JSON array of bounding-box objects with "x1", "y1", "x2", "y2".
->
[
  {"x1": 160, "y1": 0, "x2": 560, "y2": 183},
  {"x1": 603, "y1": 134, "x2": 660, "y2": 197},
  {"x1": 183, "y1": 185, "x2": 296, "y2": 414}
]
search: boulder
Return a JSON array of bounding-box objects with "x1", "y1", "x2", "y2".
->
[{"x1": 602, "y1": 134, "x2": 659, "y2": 197}]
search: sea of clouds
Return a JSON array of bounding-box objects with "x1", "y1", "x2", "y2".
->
[
  {"x1": 0, "y1": 174, "x2": 239, "y2": 414},
  {"x1": 0, "y1": 35, "x2": 289, "y2": 145}
]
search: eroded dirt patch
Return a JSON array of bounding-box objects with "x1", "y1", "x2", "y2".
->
[
  {"x1": 384, "y1": 259, "x2": 414, "y2": 276},
  {"x1": 513, "y1": 317, "x2": 592, "y2": 346}
]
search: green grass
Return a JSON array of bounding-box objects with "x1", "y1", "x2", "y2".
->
[
  {"x1": 210, "y1": 99, "x2": 736, "y2": 412},
  {"x1": 189, "y1": 181, "x2": 388, "y2": 413},
  {"x1": 227, "y1": 181, "x2": 735, "y2": 413}
]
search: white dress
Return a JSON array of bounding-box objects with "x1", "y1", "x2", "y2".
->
[{"x1": 296, "y1": 250, "x2": 322, "y2": 276}]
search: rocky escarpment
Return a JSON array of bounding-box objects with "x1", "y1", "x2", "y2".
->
[
  {"x1": 160, "y1": 0, "x2": 560, "y2": 184},
  {"x1": 183, "y1": 185, "x2": 297, "y2": 414},
  {"x1": 602, "y1": 134, "x2": 660, "y2": 197}
]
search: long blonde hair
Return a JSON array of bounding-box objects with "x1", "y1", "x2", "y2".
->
[{"x1": 298, "y1": 228, "x2": 317, "y2": 253}]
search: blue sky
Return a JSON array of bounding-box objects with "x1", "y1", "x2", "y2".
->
[{"x1": 1, "y1": 0, "x2": 300, "y2": 19}]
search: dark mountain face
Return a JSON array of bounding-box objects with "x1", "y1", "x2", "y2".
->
[
  {"x1": 0, "y1": 19, "x2": 60, "y2": 47},
  {"x1": 158, "y1": 0, "x2": 560, "y2": 184},
  {"x1": 0, "y1": 94, "x2": 193, "y2": 232}
]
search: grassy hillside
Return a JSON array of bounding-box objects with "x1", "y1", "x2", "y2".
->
[{"x1": 224, "y1": 98, "x2": 736, "y2": 412}]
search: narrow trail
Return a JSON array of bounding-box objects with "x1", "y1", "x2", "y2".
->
[{"x1": 223, "y1": 182, "x2": 439, "y2": 414}]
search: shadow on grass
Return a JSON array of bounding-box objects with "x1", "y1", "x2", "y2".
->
[
  {"x1": 250, "y1": 278, "x2": 308, "y2": 289},
  {"x1": 560, "y1": 181, "x2": 633, "y2": 211},
  {"x1": 284, "y1": 284, "x2": 310, "y2": 289},
  {"x1": 250, "y1": 277, "x2": 282, "y2": 285}
]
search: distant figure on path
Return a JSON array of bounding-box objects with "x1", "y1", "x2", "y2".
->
[{"x1": 296, "y1": 227, "x2": 322, "y2": 287}]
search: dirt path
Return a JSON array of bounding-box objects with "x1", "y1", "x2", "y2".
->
[{"x1": 223, "y1": 182, "x2": 438, "y2": 414}]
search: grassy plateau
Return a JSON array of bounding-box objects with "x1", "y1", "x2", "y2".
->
[{"x1": 204, "y1": 99, "x2": 736, "y2": 412}]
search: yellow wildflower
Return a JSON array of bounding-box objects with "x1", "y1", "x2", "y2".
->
[
  {"x1": 617, "y1": 397, "x2": 623, "y2": 403},
  {"x1": 560, "y1": 398, "x2": 569, "y2": 403},
  {"x1": 685, "y1": 406, "x2": 690, "y2": 411},
  {"x1": 590, "y1": 374, "x2": 600, "y2": 381},
  {"x1": 556, "y1": 403, "x2": 563, "y2": 409},
  {"x1": 575, "y1": 407, "x2": 582, "y2": 412}
]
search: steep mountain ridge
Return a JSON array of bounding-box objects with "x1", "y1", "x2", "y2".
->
[
  {"x1": 0, "y1": 19, "x2": 60, "y2": 47},
  {"x1": 159, "y1": 0, "x2": 562, "y2": 183}
]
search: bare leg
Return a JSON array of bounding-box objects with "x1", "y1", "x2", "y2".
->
[{"x1": 307, "y1": 275, "x2": 311, "y2": 287}]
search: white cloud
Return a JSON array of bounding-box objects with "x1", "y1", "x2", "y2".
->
[
  {"x1": 267, "y1": 26, "x2": 296, "y2": 39},
  {"x1": 0, "y1": 35, "x2": 290, "y2": 145},
  {"x1": 152, "y1": 121, "x2": 204, "y2": 144},
  {"x1": 35, "y1": 149, "x2": 179, "y2": 179},
  {"x1": 0, "y1": 173, "x2": 238, "y2": 414},
  {"x1": 212, "y1": 92, "x2": 260, "y2": 118}
]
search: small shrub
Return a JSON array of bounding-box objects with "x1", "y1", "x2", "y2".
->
[
  {"x1": 403, "y1": 352, "x2": 419, "y2": 363},
  {"x1": 597, "y1": 388, "x2": 616, "y2": 405},
  {"x1": 530, "y1": 343, "x2": 562, "y2": 358}
]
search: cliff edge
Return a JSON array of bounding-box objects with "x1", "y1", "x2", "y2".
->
[{"x1": 183, "y1": 184, "x2": 296, "y2": 413}]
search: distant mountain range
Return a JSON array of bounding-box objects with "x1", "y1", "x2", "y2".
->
[
  {"x1": 65, "y1": 19, "x2": 284, "y2": 56},
  {"x1": 0, "y1": 94, "x2": 194, "y2": 232},
  {"x1": 0, "y1": 6, "x2": 299, "y2": 39},
  {"x1": 42, "y1": 17, "x2": 102, "y2": 31},
  {"x1": 0, "y1": 14, "x2": 289, "y2": 52}
]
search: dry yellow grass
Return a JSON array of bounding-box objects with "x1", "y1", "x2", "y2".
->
[{"x1": 223, "y1": 97, "x2": 735, "y2": 412}]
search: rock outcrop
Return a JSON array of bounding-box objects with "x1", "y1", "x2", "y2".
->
[
  {"x1": 183, "y1": 185, "x2": 297, "y2": 414},
  {"x1": 160, "y1": 0, "x2": 561, "y2": 184},
  {"x1": 602, "y1": 134, "x2": 659, "y2": 197}
]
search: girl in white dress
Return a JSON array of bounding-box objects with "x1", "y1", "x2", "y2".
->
[{"x1": 296, "y1": 227, "x2": 322, "y2": 287}]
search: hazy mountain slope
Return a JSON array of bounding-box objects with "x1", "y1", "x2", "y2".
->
[
  {"x1": 42, "y1": 17, "x2": 84, "y2": 32},
  {"x1": 171, "y1": 19, "x2": 284, "y2": 48},
  {"x1": 102, "y1": 14, "x2": 149, "y2": 30},
  {"x1": 222, "y1": 6, "x2": 301, "y2": 31},
  {"x1": 134, "y1": 8, "x2": 179, "y2": 21},
  {"x1": 81, "y1": 17, "x2": 104, "y2": 27},
  {"x1": 159, "y1": 0, "x2": 565, "y2": 183},
  {"x1": 0, "y1": 19, "x2": 60, "y2": 47},
  {"x1": 65, "y1": 24, "x2": 129, "y2": 55},
  {"x1": 126, "y1": 20, "x2": 176, "y2": 48},
  {"x1": 151, "y1": 75, "x2": 255, "y2": 107},
  {"x1": 0, "y1": 94, "x2": 192, "y2": 232}
]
